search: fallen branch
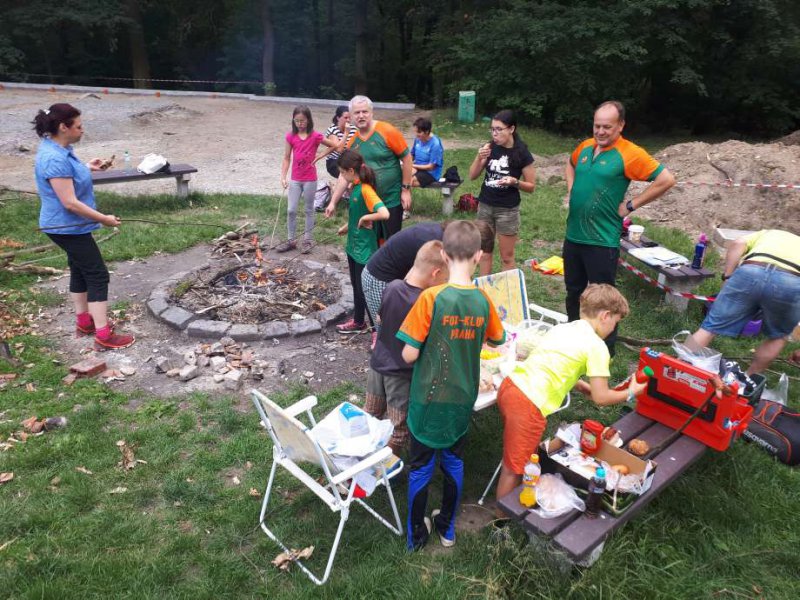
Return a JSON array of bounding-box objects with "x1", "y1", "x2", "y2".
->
[{"x1": 618, "y1": 335, "x2": 674, "y2": 346}]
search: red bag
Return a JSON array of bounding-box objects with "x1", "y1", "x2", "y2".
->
[{"x1": 457, "y1": 193, "x2": 478, "y2": 213}]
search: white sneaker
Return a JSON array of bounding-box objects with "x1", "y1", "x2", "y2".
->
[{"x1": 431, "y1": 509, "x2": 456, "y2": 547}]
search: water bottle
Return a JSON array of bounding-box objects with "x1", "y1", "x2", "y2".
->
[
  {"x1": 123, "y1": 150, "x2": 131, "y2": 170},
  {"x1": 584, "y1": 467, "x2": 606, "y2": 519},
  {"x1": 518, "y1": 454, "x2": 541, "y2": 508},
  {"x1": 691, "y1": 233, "x2": 708, "y2": 269}
]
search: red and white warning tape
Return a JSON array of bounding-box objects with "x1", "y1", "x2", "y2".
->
[
  {"x1": 618, "y1": 258, "x2": 717, "y2": 302},
  {"x1": 676, "y1": 180, "x2": 800, "y2": 190}
]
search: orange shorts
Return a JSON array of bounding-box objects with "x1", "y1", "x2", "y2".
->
[{"x1": 497, "y1": 378, "x2": 547, "y2": 475}]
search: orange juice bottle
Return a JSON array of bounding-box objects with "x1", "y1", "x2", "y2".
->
[{"x1": 518, "y1": 454, "x2": 540, "y2": 508}]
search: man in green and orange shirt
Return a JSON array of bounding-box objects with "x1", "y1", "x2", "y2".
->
[
  {"x1": 564, "y1": 100, "x2": 676, "y2": 354},
  {"x1": 326, "y1": 95, "x2": 413, "y2": 241}
]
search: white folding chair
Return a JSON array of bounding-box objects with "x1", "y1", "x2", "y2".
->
[
  {"x1": 477, "y1": 302, "x2": 571, "y2": 505},
  {"x1": 251, "y1": 389, "x2": 402, "y2": 586}
]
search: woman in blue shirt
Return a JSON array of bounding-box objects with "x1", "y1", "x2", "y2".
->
[{"x1": 32, "y1": 103, "x2": 134, "y2": 350}]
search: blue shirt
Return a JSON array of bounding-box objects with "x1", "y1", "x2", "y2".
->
[
  {"x1": 35, "y1": 137, "x2": 100, "y2": 235},
  {"x1": 411, "y1": 134, "x2": 444, "y2": 180}
]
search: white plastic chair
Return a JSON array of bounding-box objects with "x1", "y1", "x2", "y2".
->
[
  {"x1": 251, "y1": 389, "x2": 402, "y2": 586},
  {"x1": 476, "y1": 302, "x2": 571, "y2": 505}
]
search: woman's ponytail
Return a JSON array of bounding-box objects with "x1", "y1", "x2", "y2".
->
[{"x1": 31, "y1": 103, "x2": 81, "y2": 138}]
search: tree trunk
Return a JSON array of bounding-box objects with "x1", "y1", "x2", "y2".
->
[
  {"x1": 124, "y1": 0, "x2": 151, "y2": 89},
  {"x1": 311, "y1": 0, "x2": 321, "y2": 93},
  {"x1": 261, "y1": 0, "x2": 275, "y2": 93},
  {"x1": 326, "y1": 0, "x2": 335, "y2": 88},
  {"x1": 353, "y1": 0, "x2": 368, "y2": 95}
]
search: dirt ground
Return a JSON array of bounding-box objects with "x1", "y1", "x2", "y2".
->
[{"x1": 0, "y1": 88, "x2": 416, "y2": 196}]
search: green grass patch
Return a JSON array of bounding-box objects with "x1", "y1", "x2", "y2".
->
[{"x1": 1, "y1": 130, "x2": 799, "y2": 597}]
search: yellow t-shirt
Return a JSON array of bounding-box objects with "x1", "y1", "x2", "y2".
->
[
  {"x1": 508, "y1": 319, "x2": 610, "y2": 417},
  {"x1": 741, "y1": 230, "x2": 800, "y2": 274}
]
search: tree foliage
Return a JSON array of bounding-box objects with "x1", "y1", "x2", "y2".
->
[{"x1": 0, "y1": 0, "x2": 798, "y2": 135}]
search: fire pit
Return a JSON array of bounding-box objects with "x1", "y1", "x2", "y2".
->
[{"x1": 146, "y1": 257, "x2": 353, "y2": 341}]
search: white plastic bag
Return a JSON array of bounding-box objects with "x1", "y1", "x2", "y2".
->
[
  {"x1": 532, "y1": 473, "x2": 585, "y2": 519},
  {"x1": 672, "y1": 330, "x2": 721, "y2": 373},
  {"x1": 762, "y1": 373, "x2": 789, "y2": 405}
]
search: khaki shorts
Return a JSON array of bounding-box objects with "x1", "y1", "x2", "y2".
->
[{"x1": 477, "y1": 202, "x2": 521, "y2": 237}]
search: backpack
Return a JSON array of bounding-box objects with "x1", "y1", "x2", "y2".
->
[
  {"x1": 457, "y1": 193, "x2": 479, "y2": 213},
  {"x1": 742, "y1": 399, "x2": 800, "y2": 465},
  {"x1": 443, "y1": 165, "x2": 462, "y2": 183},
  {"x1": 314, "y1": 181, "x2": 331, "y2": 212}
]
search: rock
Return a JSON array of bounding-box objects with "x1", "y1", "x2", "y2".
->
[
  {"x1": 179, "y1": 365, "x2": 199, "y2": 382},
  {"x1": 160, "y1": 306, "x2": 198, "y2": 330},
  {"x1": 184, "y1": 351, "x2": 197, "y2": 366},
  {"x1": 69, "y1": 356, "x2": 107, "y2": 377},
  {"x1": 196, "y1": 354, "x2": 210, "y2": 368},
  {"x1": 213, "y1": 373, "x2": 225, "y2": 383},
  {"x1": 209, "y1": 342, "x2": 225, "y2": 356},
  {"x1": 155, "y1": 356, "x2": 172, "y2": 373},
  {"x1": 228, "y1": 324, "x2": 262, "y2": 341},
  {"x1": 219, "y1": 336, "x2": 235, "y2": 347},
  {"x1": 250, "y1": 364, "x2": 264, "y2": 380},
  {"x1": 224, "y1": 369, "x2": 243, "y2": 391},
  {"x1": 290, "y1": 318, "x2": 322, "y2": 337},
  {"x1": 210, "y1": 356, "x2": 227, "y2": 371},
  {"x1": 187, "y1": 319, "x2": 231, "y2": 339},
  {"x1": 119, "y1": 366, "x2": 136, "y2": 376},
  {"x1": 260, "y1": 322, "x2": 290, "y2": 339},
  {"x1": 146, "y1": 296, "x2": 170, "y2": 317},
  {"x1": 303, "y1": 371, "x2": 314, "y2": 379},
  {"x1": 166, "y1": 368, "x2": 181, "y2": 378}
]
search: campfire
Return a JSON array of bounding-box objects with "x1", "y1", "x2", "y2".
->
[{"x1": 174, "y1": 233, "x2": 340, "y2": 324}]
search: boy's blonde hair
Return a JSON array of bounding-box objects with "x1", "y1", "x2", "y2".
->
[
  {"x1": 413, "y1": 240, "x2": 447, "y2": 272},
  {"x1": 579, "y1": 284, "x2": 630, "y2": 319},
  {"x1": 442, "y1": 220, "x2": 481, "y2": 261}
]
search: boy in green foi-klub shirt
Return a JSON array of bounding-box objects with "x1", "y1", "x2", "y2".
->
[{"x1": 397, "y1": 220, "x2": 506, "y2": 551}]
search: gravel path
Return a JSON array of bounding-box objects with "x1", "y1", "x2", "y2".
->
[{"x1": 0, "y1": 89, "x2": 416, "y2": 197}]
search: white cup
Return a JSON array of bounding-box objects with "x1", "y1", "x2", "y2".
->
[{"x1": 628, "y1": 224, "x2": 644, "y2": 243}]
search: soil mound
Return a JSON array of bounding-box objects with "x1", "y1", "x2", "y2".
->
[
  {"x1": 631, "y1": 140, "x2": 800, "y2": 239},
  {"x1": 130, "y1": 103, "x2": 201, "y2": 123}
]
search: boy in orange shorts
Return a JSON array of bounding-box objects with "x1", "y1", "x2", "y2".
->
[{"x1": 494, "y1": 284, "x2": 647, "y2": 514}]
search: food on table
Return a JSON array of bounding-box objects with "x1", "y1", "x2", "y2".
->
[
  {"x1": 627, "y1": 438, "x2": 650, "y2": 456},
  {"x1": 611, "y1": 464, "x2": 630, "y2": 475}
]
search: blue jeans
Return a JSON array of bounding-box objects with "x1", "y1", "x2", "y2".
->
[{"x1": 701, "y1": 263, "x2": 800, "y2": 338}]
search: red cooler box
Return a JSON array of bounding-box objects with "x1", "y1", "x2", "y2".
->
[{"x1": 635, "y1": 348, "x2": 753, "y2": 451}]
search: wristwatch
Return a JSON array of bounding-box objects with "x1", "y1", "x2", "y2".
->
[
  {"x1": 401, "y1": 183, "x2": 412, "y2": 190},
  {"x1": 625, "y1": 199, "x2": 635, "y2": 213}
]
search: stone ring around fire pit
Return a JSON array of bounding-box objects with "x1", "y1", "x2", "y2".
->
[{"x1": 146, "y1": 259, "x2": 354, "y2": 341}]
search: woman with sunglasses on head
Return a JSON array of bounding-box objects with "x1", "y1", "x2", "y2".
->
[
  {"x1": 469, "y1": 109, "x2": 536, "y2": 275},
  {"x1": 32, "y1": 103, "x2": 135, "y2": 351}
]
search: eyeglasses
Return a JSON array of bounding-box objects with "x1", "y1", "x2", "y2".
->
[
  {"x1": 293, "y1": 119, "x2": 308, "y2": 124},
  {"x1": 490, "y1": 126, "x2": 509, "y2": 133}
]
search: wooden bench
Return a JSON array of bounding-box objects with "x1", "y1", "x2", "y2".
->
[
  {"x1": 425, "y1": 180, "x2": 462, "y2": 216},
  {"x1": 92, "y1": 164, "x2": 198, "y2": 198},
  {"x1": 498, "y1": 410, "x2": 706, "y2": 566},
  {"x1": 619, "y1": 234, "x2": 714, "y2": 312}
]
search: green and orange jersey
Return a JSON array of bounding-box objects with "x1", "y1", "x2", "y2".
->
[
  {"x1": 346, "y1": 179, "x2": 385, "y2": 264},
  {"x1": 347, "y1": 121, "x2": 409, "y2": 209},
  {"x1": 567, "y1": 136, "x2": 663, "y2": 247},
  {"x1": 397, "y1": 283, "x2": 506, "y2": 448}
]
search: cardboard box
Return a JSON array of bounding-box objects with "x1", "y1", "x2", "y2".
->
[{"x1": 539, "y1": 436, "x2": 657, "y2": 516}]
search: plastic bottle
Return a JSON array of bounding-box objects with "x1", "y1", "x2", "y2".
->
[
  {"x1": 518, "y1": 454, "x2": 541, "y2": 508},
  {"x1": 584, "y1": 467, "x2": 606, "y2": 519},
  {"x1": 123, "y1": 150, "x2": 131, "y2": 170},
  {"x1": 691, "y1": 233, "x2": 708, "y2": 269}
]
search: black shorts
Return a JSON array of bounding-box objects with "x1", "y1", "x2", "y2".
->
[
  {"x1": 414, "y1": 171, "x2": 436, "y2": 188},
  {"x1": 326, "y1": 158, "x2": 340, "y2": 179}
]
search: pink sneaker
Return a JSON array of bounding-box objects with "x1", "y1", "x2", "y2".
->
[{"x1": 336, "y1": 319, "x2": 367, "y2": 334}]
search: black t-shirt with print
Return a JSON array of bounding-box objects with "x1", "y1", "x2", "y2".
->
[
  {"x1": 478, "y1": 143, "x2": 535, "y2": 208},
  {"x1": 366, "y1": 222, "x2": 443, "y2": 282}
]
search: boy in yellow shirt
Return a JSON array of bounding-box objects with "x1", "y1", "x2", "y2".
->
[{"x1": 494, "y1": 284, "x2": 647, "y2": 513}]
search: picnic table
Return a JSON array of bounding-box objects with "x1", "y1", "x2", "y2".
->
[
  {"x1": 497, "y1": 409, "x2": 707, "y2": 566},
  {"x1": 92, "y1": 164, "x2": 198, "y2": 198},
  {"x1": 619, "y1": 234, "x2": 714, "y2": 312}
]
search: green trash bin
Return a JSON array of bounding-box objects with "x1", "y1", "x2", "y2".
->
[{"x1": 458, "y1": 91, "x2": 476, "y2": 123}]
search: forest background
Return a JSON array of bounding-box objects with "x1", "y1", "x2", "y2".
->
[{"x1": 1, "y1": 0, "x2": 799, "y2": 137}]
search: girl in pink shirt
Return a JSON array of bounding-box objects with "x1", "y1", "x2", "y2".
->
[{"x1": 278, "y1": 105, "x2": 340, "y2": 253}]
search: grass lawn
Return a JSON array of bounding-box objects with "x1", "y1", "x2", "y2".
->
[{"x1": 1, "y1": 143, "x2": 799, "y2": 599}]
